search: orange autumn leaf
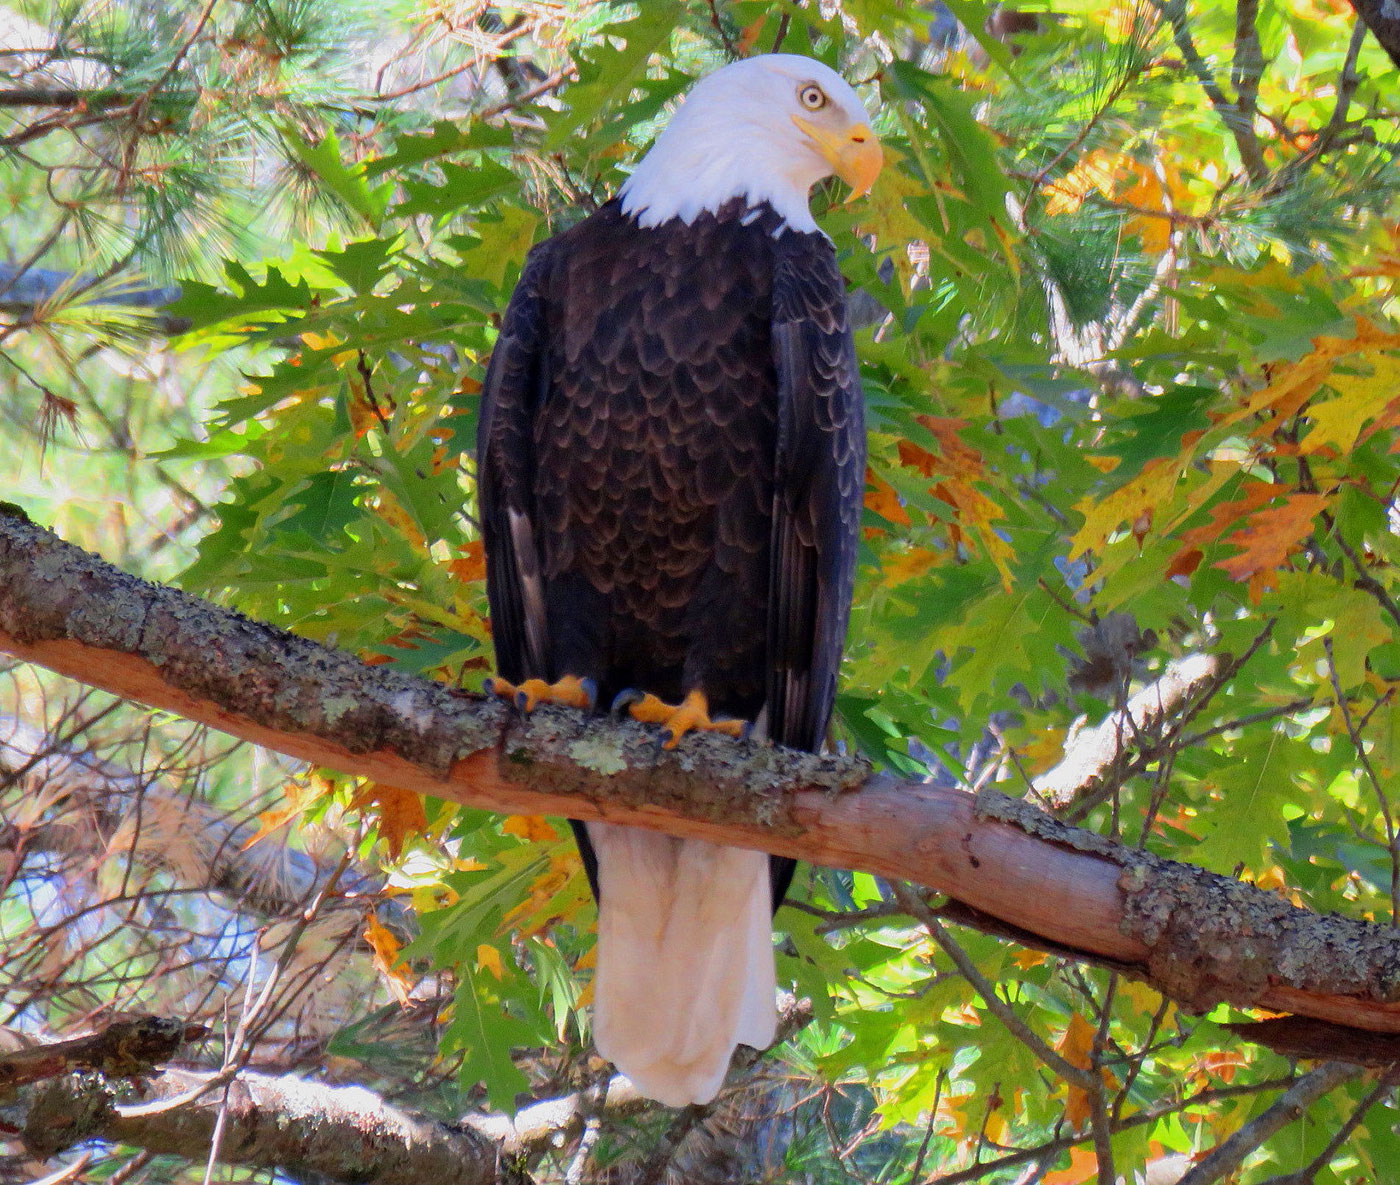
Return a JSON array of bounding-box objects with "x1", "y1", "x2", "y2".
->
[
  {"x1": 449, "y1": 539, "x2": 487, "y2": 583},
  {"x1": 351, "y1": 782, "x2": 427, "y2": 860},
  {"x1": 244, "y1": 775, "x2": 331, "y2": 848},
  {"x1": 364, "y1": 913, "x2": 412, "y2": 1005},
  {"x1": 1189, "y1": 1049, "x2": 1250, "y2": 1086},
  {"x1": 1011, "y1": 949, "x2": 1049, "y2": 969},
  {"x1": 1056, "y1": 1012, "x2": 1097, "y2": 1130},
  {"x1": 1042, "y1": 148, "x2": 1186, "y2": 252},
  {"x1": 894, "y1": 419, "x2": 1013, "y2": 588},
  {"x1": 1215, "y1": 493, "x2": 1331, "y2": 581},
  {"x1": 1165, "y1": 479, "x2": 1280, "y2": 576},
  {"x1": 736, "y1": 14, "x2": 767, "y2": 54},
  {"x1": 864, "y1": 469, "x2": 910, "y2": 531},
  {"x1": 502, "y1": 815, "x2": 562, "y2": 843},
  {"x1": 1043, "y1": 1146, "x2": 1101, "y2": 1185},
  {"x1": 880, "y1": 546, "x2": 941, "y2": 587}
]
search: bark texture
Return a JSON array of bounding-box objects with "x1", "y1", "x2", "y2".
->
[{"x1": 7, "y1": 510, "x2": 1400, "y2": 1046}]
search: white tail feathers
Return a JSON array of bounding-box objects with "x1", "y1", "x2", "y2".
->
[{"x1": 587, "y1": 822, "x2": 778, "y2": 1107}]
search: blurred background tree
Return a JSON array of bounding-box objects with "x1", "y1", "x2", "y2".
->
[{"x1": 3, "y1": 1, "x2": 1400, "y2": 1182}]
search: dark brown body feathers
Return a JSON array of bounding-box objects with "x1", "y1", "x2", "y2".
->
[{"x1": 478, "y1": 197, "x2": 865, "y2": 904}]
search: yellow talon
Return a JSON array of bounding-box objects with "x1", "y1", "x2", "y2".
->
[
  {"x1": 622, "y1": 689, "x2": 746, "y2": 749},
  {"x1": 486, "y1": 674, "x2": 596, "y2": 713}
]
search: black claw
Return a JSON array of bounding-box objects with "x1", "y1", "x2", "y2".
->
[
  {"x1": 610, "y1": 688, "x2": 643, "y2": 718},
  {"x1": 514, "y1": 690, "x2": 532, "y2": 712},
  {"x1": 482, "y1": 677, "x2": 497, "y2": 696},
  {"x1": 579, "y1": 677, "x2": 599, "y2": 712}
]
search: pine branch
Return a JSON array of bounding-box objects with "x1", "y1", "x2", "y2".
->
[{"x1": 6, "y1": 509, "x2": 1400, "y2": 1050}]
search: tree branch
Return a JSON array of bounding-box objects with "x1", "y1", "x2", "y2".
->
[
  {"x1": 18, "y1": 999, "x2": 814, "y2": 1182},
  {"x1": 21, "y1": 1064, "x2": 517, "y2": 1185},
  {"x1": 6, "y1": 511, "x2": 1400, "y2": 1044},
  {"x1": 1175, "y1": 1061, "x2": 1362, "y2": 1185}
]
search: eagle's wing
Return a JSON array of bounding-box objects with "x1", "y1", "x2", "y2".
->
[
  {"x1": 477, "y1": 244, "x2": 555, "y2": 684},
  {"x1": 767, "y1": 233, "x2": 866, "y2": 754}
]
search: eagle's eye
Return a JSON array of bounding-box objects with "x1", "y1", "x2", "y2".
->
[{"x1": 798, "y1": 83, "x2": 827, "y2": 111}]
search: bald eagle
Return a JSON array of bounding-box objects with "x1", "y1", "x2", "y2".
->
[{"x1": 479, "y1": 54, "x2": 879, "y2": 1106}]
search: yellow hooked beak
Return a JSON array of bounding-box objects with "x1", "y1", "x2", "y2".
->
[{"x1": 791, "y1": 115, "x2": 883, "y2": 202}]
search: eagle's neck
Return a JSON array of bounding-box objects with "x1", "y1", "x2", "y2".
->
[{"x1": 618, "y1": 109, "x2": 825, "y2": 235}]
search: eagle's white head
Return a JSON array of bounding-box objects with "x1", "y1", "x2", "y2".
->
[{"x1": 619, "y1": 54, "x2": 882, "y2": 234}]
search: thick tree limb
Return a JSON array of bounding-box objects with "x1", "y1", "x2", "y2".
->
[
  {"x1": 18, "y1": 999, "x2": 813, "y2": 1182},
  {"x1": 6, "y1": 512, "x2": 1400, "y2": 1043},
  {"x1": 0, "y1": 1016, "x2": 204, "y2": 1091},
  {"x1": 1033, "y1": 652, "x2": 1220, "y2": 810},
  {"x1": 21, "y1": 1065, "x2": 516, "y2": 1185}
]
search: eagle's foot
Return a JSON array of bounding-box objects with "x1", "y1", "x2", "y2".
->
[
  {"x1": 485, "y1": 674, "x2": 597, "y2": 714},
  {"x1": 610, "y1": 688, "x2": 747, "y2": 750}
]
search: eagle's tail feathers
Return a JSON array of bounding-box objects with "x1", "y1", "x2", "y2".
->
[{"x1": 587, "y1": 823, "x2": 777, "y2": 1108}]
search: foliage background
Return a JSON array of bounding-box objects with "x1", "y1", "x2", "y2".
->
[{"x1": 3, "y1": 1, "x2": 1400, "y2": 1181}]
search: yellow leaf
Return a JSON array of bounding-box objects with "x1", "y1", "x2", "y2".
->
[
  {"x1": 1302, "y1": 353, "x2": 1400, "y2": 454},
  {"x1": 1020, "y1": 726, "x2": 1065, "y2": 774},
  {"x1": 1011, "y1": 949, "x2": 1048, "y2": 969},
  {"x1": 476, "y1": 943, "x2": 505, "y2": 981},
  {"x1": 1069, "y1": 457, "x2": 1181, "y2": 558},
  {"x1": 372, "y1": 489, "x2": 427, "y2": 552},
  {"x1": 984, "y1": 1106, "x2": 1009, "y2": 1145}
]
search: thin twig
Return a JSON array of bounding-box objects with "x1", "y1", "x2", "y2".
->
[{"x1": 893, "y1": 884, "x2": 1096, "y2": 1090}]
